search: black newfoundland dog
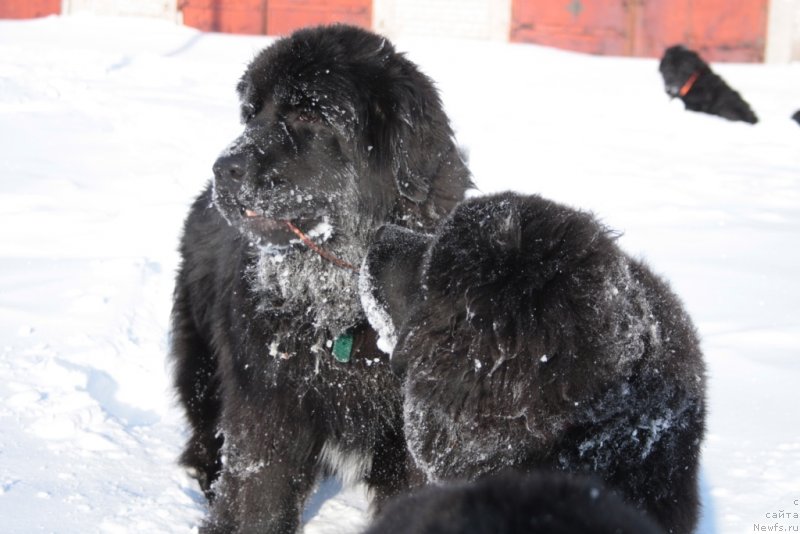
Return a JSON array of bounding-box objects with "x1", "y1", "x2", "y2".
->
[
  {"x1": 364, "y1": 471, "x2": 664, "y2": 534},
  {"x1": 170, "y1": 25, "x2": 471, "y2": 533},
  {"x1": 360, "y1": 192, "x2": 706, "y2": 534},
  {"x1": 659, "y1": 44, "x2": 758, "y2": 124}
]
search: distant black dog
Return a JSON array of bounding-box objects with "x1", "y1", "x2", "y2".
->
[
  {"x1": 659, "y1": 44, "x2": 758, "y2": 124},
  {"x1": 170, "y1": 24, "x2": 471, "y2": 533},
  {"x1": 364, "y1": 471, "x2": 664, "y2": 534},
  {"x1": 360, "y1": 192, "x2": 706, "y2": 534},
  {"x1": 792, "y1": 110, "x2": 800, "y2": 125}
]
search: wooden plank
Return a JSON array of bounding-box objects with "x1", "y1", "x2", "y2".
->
[
  {"x1": 181, "y1": 0, "x2": 267, "y2": 34},
  {"x1": 266, "y1": 0, "x2": 371, "y2": 36},
  {"x1": 684, "y1": 0, "x2": 768, "y2": 62},
  {"x1": 510, "y1": 0, "x2": 629, "y2": 56}
]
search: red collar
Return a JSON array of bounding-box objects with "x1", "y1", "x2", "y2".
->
[{"x1": 679, "y1": 71, "x2": 700, "y2": 97}]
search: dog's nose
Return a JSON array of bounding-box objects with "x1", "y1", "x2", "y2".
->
[{"x1": 213, "y1": 153, "x2": 247, "y2": 181}]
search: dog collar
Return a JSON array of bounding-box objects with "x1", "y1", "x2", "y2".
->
[{"x1": 679, "y1": 71, "x2": 700, "y2": 97}]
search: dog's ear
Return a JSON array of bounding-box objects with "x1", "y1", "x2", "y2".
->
[
  {"x1": 389, "y1": 113, "x2": 432, "y2": 203},
  {"x1": 376, "y1": 74, "x2": 460, "y2": 204},
  {"x1": 362, "y1": 51, "x2": 471, "y2": 228}
]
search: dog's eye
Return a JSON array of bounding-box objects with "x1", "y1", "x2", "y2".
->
[
  {"x1": 241, "y1": 104, "x2": 257, "y2": 124},
  {"x1": 296, "y1": 111, "x2": 320, "y2": 124}
]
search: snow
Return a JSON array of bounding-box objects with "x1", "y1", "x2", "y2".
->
[
  {"x1": 357, "y1": 258, "x2": 398, "y2": 355},
  {"x1": 1, "y1": 13, "x2": 799, "y2": 534}
]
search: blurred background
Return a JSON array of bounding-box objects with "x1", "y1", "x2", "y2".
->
[{"x1": 2, "y1": 0, "x2": 799, "y2": 62}]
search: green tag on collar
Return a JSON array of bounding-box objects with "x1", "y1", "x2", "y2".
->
[{"x1": 332, "y1": 334, "x2": 353, "y2": 363}]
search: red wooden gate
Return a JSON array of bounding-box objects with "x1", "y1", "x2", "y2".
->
[
  {"x1": 179, "y1": 0, "x2": 371, "y2": 35},
  {"x1": 0, "y1": 0, "x2": 60, "y2": 19},
  {"x1": 511, "y1": 0, "x2": 769, "y2": 62},
  {"x1": 180, "y1": 0, "x2": 266, "y2": 35},
  {"x1": 266, "y1": 0, "x2": 370, "y2": 35}
]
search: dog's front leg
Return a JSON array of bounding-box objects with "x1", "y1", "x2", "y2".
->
[{"x1": 201, "y1": 418, "x2": 322, "y2": 534}]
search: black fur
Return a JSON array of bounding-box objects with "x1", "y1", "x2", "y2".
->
[
  {"x1": 170, "y1": 24, "x2": 471, "y2": 533},
  {"x1": 364, "y1": 471, "x2": 665, "y2": 534},
  {"x1": 792, "y1": 110, "x2": 800, "y2": 126},
  {"x1": 659, "y1": 44, "x2": 758, "y2": 124},
  {"x1": 361, "y1": 192, "x2": 706, "y2": 534}
]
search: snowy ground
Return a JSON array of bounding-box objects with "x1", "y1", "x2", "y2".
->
[{"x1": 1, "y1": 14, "x2": 798, "y2": 534}]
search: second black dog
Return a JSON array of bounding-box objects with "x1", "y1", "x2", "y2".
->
[
  {"x1": 659, "y1": 44, "x2": 758, "y2": 124},
  {"x1": 360, "y1": 192, "x2": 706, "y2": 534}
]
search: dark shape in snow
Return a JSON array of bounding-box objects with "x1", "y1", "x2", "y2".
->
[
  {"x1": 792, "y1": 109, "x2": 800, "y2": 125},
  {"x1": 360, "y1": 192, "x2": 706, "y2": 534},
  {"x1": 169, "y1": 24, "x2": 471, "y2": 534},
  {"x1": 659, "y1": 45, "x2": 758, "y2": 124},
  {"x1": 364, "y1": 470, "x2": 665, "y2": 534}
]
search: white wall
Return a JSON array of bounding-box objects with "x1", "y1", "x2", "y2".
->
[
  {"x1": 62, "y1": 0, "x2": 180, "y2": 22},
  {"x1": 373, "y1": 0, "x2": 511, "y2": 41},
  {"x1": 766, "y1": 0, "x2": 800, "y2": 62}
]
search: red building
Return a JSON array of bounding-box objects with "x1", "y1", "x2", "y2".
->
[{"x1": 0, "y1": 0, "x2": 776, "y2": 62}]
